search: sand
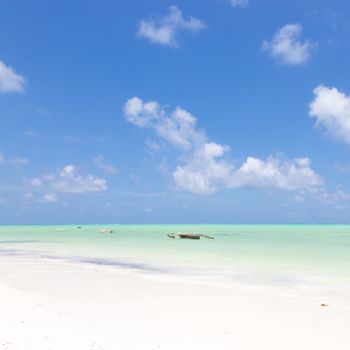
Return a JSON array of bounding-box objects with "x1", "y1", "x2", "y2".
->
[{"x1": 0, "y1": 255, "x2": 350, "y2": 350}]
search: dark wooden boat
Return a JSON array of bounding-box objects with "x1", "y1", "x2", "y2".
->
[{"x1": 167, "y1": 233, "x2": 214, "y2": 240}]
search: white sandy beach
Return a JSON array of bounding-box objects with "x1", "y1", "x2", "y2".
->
[{"x1": 0, "y1": 255, "x2": 350, "y2": 350}]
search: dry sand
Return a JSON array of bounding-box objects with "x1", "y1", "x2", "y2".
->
[{"x1": 0, "y1": 255, "x2": 349, "y2": 350}]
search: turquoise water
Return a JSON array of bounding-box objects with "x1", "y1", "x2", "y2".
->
[{"x1": 0, "y1": 225, "x2": 350, "y2": 289}]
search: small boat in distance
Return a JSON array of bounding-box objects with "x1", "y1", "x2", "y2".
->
[
  {"x1": 167, "y1": 233, "x2": 214, "y2": 240},
  {"x1": 100, "y1": 229, "x2": 114, "y2": 234}
]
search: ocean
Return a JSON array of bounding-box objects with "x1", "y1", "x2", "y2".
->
[{"x1": 1, "y1": 224, "x2": 349, "y2": 293}]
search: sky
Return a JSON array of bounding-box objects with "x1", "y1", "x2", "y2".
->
[{"x1": 1, "y1": 0, "x2": 350, "y2": 224}]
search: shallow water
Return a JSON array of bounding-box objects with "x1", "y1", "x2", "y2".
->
[{"x1": 0, "y1": 224, "x2": 349, "y2": 290}]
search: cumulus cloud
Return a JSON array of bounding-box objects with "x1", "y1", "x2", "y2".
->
[
  {"x1": 263, "y1": 24, "x2": 315, "y2": 65},
  {"x1": 30, "y1": 165, "x2": 107, "y2": 194},
  {"x1": 123, "y1": 97, "x2": 162, "y2": 127},
  {"x1": 55, "y1": 165, "x2": 107, "y2": 193},
  {"x1": 137, "y1": 6, "x2": 205, "y2": 47},
  {"x1": 93, "y1": 155, "x2": 118, "y2": 174},
  {"x1": 173, "y1": 153, "x2": 321, "y2": 194},
  {"x1": 173, "y1": 142, "x2": 233, "y2": 194},
  {"x1": 124, "y1": 96, "x2": 206, "y2": 150},
  {"x1": 229, "y1": 156, "x2": 321, "y2": 190},
  {"x1": 0, "y1": 60, "x2": 25, "y2": 93},
  {"x1": 124, "y1": 97, "x2": 322, "y2": 194},
  {"x1": 230, "y1": 0, "x2": 249, "y2": 7},
  {"x1": 309, "y1": 85, "x2": 350, "y2": 144}
]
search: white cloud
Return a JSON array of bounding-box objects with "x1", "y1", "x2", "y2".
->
[
  {"x1": 0, "y1": 60, "x2": 25, "y2": 93},
  {"x1": 42, "y1": 193, "x2": 58, "y2": 203},
  {"x1": 124, "y1": 97, "x2": 322, "y2": 194},
  {"x1": 294, "y1": 194, "x2": 304, "y2": 203},
  {"x1": 93, "y1": 155, "x2": 118, "y2": 174},
  {"x1": 30, "y1": 178, "x2": 43, "y2": 187},
  {"x1": 0, "y1": 153, "x2": 30, "y2": 166},
  {"x1": 124, "y1": 96, "x2": 206, "y2": 151},
  {"x1": 173, "y1": 143, "x2": 233, "y2": 194},
  {"x1": 173, "y1": 153, "x2": 322, "y2": 194},
  {"x1": 230, "y1": 0, "x2": 249, "y2": 7},
  {"x1": 157, "y1": 157, "x2": 170, "y2": 175},
  {"x1": 229, "y1": 156, "x2": 322, "y2": 190},
  {"x1": 22, "y1": 191, "x2": 58, "y2": 204},
  {"x1": 155, "y1": 107, "x2": 206, "y2": 150},
  {"x1": 123, "y1": 97, "x2": 162, "y2": 127},
  {"x1": 262, "y1": 24, "x2": 314, "y2": 65},
  {"x1": 310, "y1": 187, "x2": 350, "y2": 204},
  {"x1": 129, "y1": 173, "x2": 142, "y2": 183},
  {"x1": 55, "y1": 165, "x2": 107, "y2": 193},
  {"x1": 295, "y1": 187, "x2": 350, "y2": 206},
  {"x1": 334, "y1": 163, "x2": 350, "y2": 173},
  {"x1": 30, "y1": 165, "x2": 107, "y2": 194},
  {"x1": 146, "y1": 138, "x2": 161, "y2": 152},
  {"x1": 309, "y1": 85, "x2": 350, "y2": 144},
  {"x1": 137, "y1": 6, "x2": 205, "y2": 47}
]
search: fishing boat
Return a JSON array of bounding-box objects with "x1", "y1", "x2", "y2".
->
[{"x1": 166, "y1": 232, "x2": 214, "y2": 240}]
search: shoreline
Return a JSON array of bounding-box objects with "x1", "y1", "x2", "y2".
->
[{"x1": 1, "y1": 255, "x2": 350, "y2": 349}]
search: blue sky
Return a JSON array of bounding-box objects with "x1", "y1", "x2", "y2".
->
[{"x1": 1, "y1": 0, "x2": 350, "y2": 224}]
